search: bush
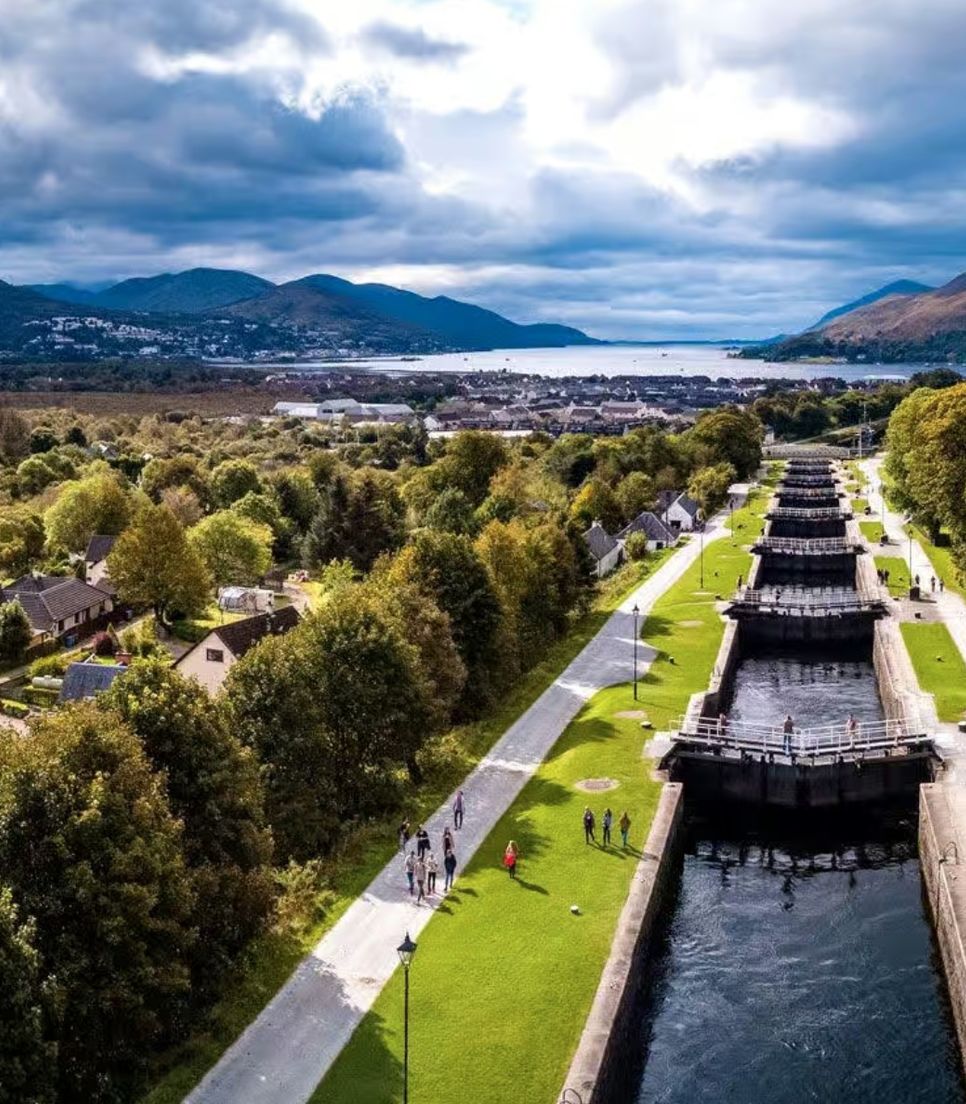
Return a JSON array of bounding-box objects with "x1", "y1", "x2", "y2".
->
[
  {"x1": 29, "y1": 651, "x2": 70, "y2": 679},
  {"x1": 624, "y1": 532, "x2": 650, "y2": 561},
  {"x1": 273, "y1": 860, "x2": 333, "y2": 936},
  {"x1": 92, "y1": 631, "x2": 116, "y2": 658},
  {"x1": 21, "y1": 686, "x2": 59, "y2": 708},
  {"x1": 1, "y1": 698, "x2": 29, "y2": 718},
  {"x1": 118, "y1": 619, "x2": 165, "y2": 658},
  {"x1": 171, "y1": 619, "x2": 209, "y2": 644}
]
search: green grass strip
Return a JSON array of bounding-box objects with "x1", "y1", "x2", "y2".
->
[
  {"x1": 906, "y1": 526, "x2": 964, "y2": 598},
  {"x1": 900, "y1": 622, "x2": 966, "y2": 723},
  {"x1": 315, "y1": 489, "x2": 768, "y2": 1104}
]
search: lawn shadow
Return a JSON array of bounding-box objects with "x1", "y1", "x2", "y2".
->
[{"x1": 513, "y1": 876, "x2": 549, "y2": 895}]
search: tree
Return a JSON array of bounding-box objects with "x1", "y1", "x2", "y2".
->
[
  {"x1": 688, "y1": 407, "x2": 763, "y2": 478},
  {"x1": 624, "y1": 531, "x2": 649, "y2": 561},
  {"x1": 140, "y1": 455, "x2": 210, "y2": 505},
  {"x1": 0, "y1": 509, "x2": 45, "y2": 577},
  {"x1": 884, "y1": 387, "x2": 937, "y2": 519},
  {"x1": 160, "y1": 485, "x2": 203, "y2": 527},
  {"x1": 900, "y1": 383, "x2": 966, "y2": 542},
  {"x1": 271, "y1": 469, "x2": 320, "y2": 532},
  {"x1": 189, "y1": 510, "x2": 272, "y2": 586},
  {"x1": 436, "y1": 431, "x2": 509, "y2": 506},
  {"x1": 0, "y1": 405, "x2": 30, "y2": 465},
  {"x1": 424, "y1": 486, "x2": 477, "y2": 534},
  {"x1": 210, "y1": 459, "x2": 262, "y2": 507},
  {"x1": 107, "y1": 504, "x2": 211, "y2": 623},
  {"x1": 0, "y1": 601, "x2": 32, "y2": 664},
  {"x1": 687, "y1": 462, "x2": 737, "y2": 516},
  {"x1": 16, "y1": 455, "x2": 59, "y2": 496},
  {"x1": 302, "y1": 470, "x2": 406, "y2": 573},
  {"x1": 44, "y1": 471, "x2": 132, "y2": 553},
  {"x1": 615, "y1": 471, "x2": 655, "y2": 522},
  {"x1": 569, "y1": 478, "x2": 621, "y2": 532},
  {"x1": 389, "y1": 530, "x2": 504, "y2": 713},
  {"x1": 0, "y1": 705, "x2": 194, "y2": 1102},
  {"x1": 0, "y1": 886, "x2": 56, "y2": 1104},
  {"x1": 101, "y1": 661, "x2": 274, "y2": 980}
]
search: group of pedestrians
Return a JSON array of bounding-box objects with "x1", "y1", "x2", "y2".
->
[
  {"x1": 582, "y1": 806, "x2": 632, "y2": 849},
  {"x1": 399, "y1": 790, "x2": 466, "y2": 904}
]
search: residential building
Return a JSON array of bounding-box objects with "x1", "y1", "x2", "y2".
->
[
  {"x1": 84, "y1": 533, "x2": 118, "y2": 590},
  {"x1": 582, "y1": 521, "x2": 623, "y2": 578},
  {"x1": 175, "y1": 605, "x2": 300, "y2": 694},
  {"x1": 665, "y1": 493, "x2": 702, "y2": 532},
  {"x1": 2, "y1": 574, "x2": 114, "y2": 643},
  {"x1": 617, "y1": 511, "x2": 676, "y2": 550}
]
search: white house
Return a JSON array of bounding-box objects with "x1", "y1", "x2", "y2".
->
[
  {"x1": 617, "y1": 511, "x2": 677, "y2": 551},
  {"x1": 2, "y1": 573, "x2": 114, "y2": 644},
  {"x1": 84, "y1": 533, "x2": 118, "y2": 590},
  {"x1": 664, "y1": 493, "x2": 701, "y2": 533},
  {"x1": 582, "y1": 522, "x2": 622, "y2": 578},
  {"x1": 175, "y1": 606, "x2": 300, "y2": 694}
]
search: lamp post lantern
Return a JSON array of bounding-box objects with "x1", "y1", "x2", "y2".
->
[
  {"x1": 397, "y1": 932, "x2": 418, "y2": 1104},
  {"x1": 632, "y1": 603, "x2": 640, "y2": 700}
]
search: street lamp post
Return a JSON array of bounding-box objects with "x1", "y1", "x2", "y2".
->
[
  {"x1": 397, "y1": 932, "x2": 418, "y2": 1104},
  {"x1": 632, "y1": 603, "x2": 639, "y2": 700},
  {"x1": 699, "y1": 511, "x2": 705, "y2": 589}
]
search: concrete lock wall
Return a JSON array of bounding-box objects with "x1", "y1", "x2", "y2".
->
[
  {"x1": 920, "y1": 783, "x2": 966, "y2": 1078},
  {"x1": 559, "y1": 783, "x2": 685, "y2": 1104}
]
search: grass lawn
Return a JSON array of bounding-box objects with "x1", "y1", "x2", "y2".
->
[
  {"x1": 859, "y1": 521, "x2": 885, "y2": 544},
  {"x1": 874, "y1": 554, "x2": 911, "y2": 595},
  {"x1": 852, "y1": 496, "x2": 869, "y2": 514},
  {"x1": 315, "y1": 489, "x2": 767, "y2": 1104},
  {"x1": 907, "y1": 526, "x2": 964, "y2": 598},
  {"x1": 900, "y1": 622, "x2": 966, "y2": 723},
  {"x1": 138, "y1": 549, "x2": 674, "y2": 1104}
]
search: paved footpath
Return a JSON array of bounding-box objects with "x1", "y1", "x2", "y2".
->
[{"x1": 186, "y1": 489, "x2": 748, "y2": 1104}]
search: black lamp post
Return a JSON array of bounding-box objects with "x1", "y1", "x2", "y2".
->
[
  {"x1": 397, "y1": 932, "x2": 417, "y2": 1104},
  {"x1": 632, "y1": 603, "x2": 639, "y2": 700},
  {"x1": 698, "y1": 510, "x2": 705, "y2": 589}
]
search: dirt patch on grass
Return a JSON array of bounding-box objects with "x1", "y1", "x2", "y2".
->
[
  {"x1": 614, "y1": 710, "x2": 647, "y2": 720},
  {"x1": 677, "y1": 620, "x2": 703, "y2": 628},
  {"x1": 575, "y1": 778, "x2": 619, "y2": 793}
]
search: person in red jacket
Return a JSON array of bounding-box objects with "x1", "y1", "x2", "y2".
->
[{"x1": 503, "y1": 840, "x2": 519, "y2": 879}]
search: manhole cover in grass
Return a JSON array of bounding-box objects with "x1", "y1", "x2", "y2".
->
[
  {"x1": 678, "y1": 620, "x2": 703, "y2": 628},
  {"x1": 576, "y1": 778, "x2": 619, "y2": 792}
]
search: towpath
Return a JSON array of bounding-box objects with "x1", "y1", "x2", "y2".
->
[{"x1": 185, "y1": 486, "x2": 749, "y2": 1104}]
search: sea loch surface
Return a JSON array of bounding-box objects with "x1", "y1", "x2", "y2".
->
[{"x1": 284, "y1": 344, "x2": 950, "y2": 381}]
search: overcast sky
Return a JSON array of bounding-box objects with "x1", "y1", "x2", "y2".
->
[{"x1": 2, "y1": 0, "x2": 965, "y2": 339}]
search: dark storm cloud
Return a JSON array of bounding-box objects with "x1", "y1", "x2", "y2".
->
[{"x1": 361, "y1": 21, "x2": 469, "y2": 61}]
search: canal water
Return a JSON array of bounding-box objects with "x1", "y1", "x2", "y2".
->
[{"x1": 632, "y1": 808, "x2": 965, "y2": 1104}]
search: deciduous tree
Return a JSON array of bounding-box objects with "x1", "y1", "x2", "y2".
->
[
  {"x1": 44, "y1": 471, "x2": 132, "y2": 552},
  {"x1": 189, "y1": 510, "x2": 272, "y2": 586}
]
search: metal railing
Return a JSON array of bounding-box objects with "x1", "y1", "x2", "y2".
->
[
  {"x1": 754, "y1": 536, "x2": 860, "y2": 555},
  {"x1": 780, "y1": 475, "x2": 842, "y2": 487},
  {"x1": 673, "y1": 716, "x2": 924, "y2": 757},
  {"x1": 766, "y1": 505, "x2": 852, "y2": 520},
  {"x1": 776, "y1": 487, "x2": 845, "y2": 500},
  {"x1": 729, "y1": 585, "x2": 882, "y2": 612}
]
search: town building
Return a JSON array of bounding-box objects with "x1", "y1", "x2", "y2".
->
[
  {"x1": 582, "y1": 522, "x2": 623, "y2": 578},
  {"x1": 175, "y1": 605, "x2": 300, "y2": 694}
]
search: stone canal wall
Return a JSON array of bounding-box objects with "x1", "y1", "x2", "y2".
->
[
  {"x1": 559, "y1": 782, "x2": 684, "y2": 1104},
  {"x1": 920, "y1": 783, "x2": 966, "y2": 1077}
]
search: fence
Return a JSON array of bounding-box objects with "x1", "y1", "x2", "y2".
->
[
  {"x1": 730, "y1": 585, "x2": 882, "y2": 612},
  {"x1": 673, "y1": 715, "x2": 924, "y2": 757},
  {"x1": 754, "y1": 536, "x2": 859, "y2": 555}
]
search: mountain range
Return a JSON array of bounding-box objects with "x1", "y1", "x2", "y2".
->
[
  {"x1": 1, "y1": 267, "x2": 597, "y2": 361},
  {"x1": 757, "y1": 274, "x2": 966, "y2": 363}
]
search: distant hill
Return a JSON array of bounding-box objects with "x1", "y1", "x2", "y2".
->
[
  {"x1": 294, "y1": 274, "x2": 600, "y2": 349},
  {"x1": 90, "y1": 268, "x2": 274, "y2": 313},
  {"x1": 11, "y1": 266, "x2": 600, "y2": 359},
  {"x1": 753, "y1": 272, "x2": 966, "y2": 363},
  {"x1": 812, "y1": 279, "x2": 934, "y2": 328}
]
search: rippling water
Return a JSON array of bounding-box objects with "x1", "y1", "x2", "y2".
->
[
  {"x1": 726, "y1": 650, "x2": 884, "y2": 730},
  {"x1": 633, "y1": 812, "x2": 965, "y2": 1104}
]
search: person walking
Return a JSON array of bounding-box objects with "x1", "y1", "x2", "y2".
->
[
  {"x1": 583, "y1": 806, "x2": 596, "y2": 845},
  {"x1": 444, "y1": 848, "x2": 457, "y2": 891},
  {"x1": 404, "y1": 850, "x2": 416, "y2": 897},
  {"x1": 426, "y1": 852, "x2": 439, "y2": 895},
  {"x1": 453, "y1": 789, "x2": 465, "y2": 830},
  {"x1": 931, "y1": 575, "x2": 937, "y2": 593},
  {"x1": 782, "y1": 714, "x2": 795, "y2": 756},
  {"x1": 602, "y1": 808, "x2": 613, "y2": 847},
  {"x1": 941, "y1": 577, "x2": 946, "y2": 594},
  {"x1": 416, "y1": 825, "x2": 430, "y2": 859},
  {"x1": 414, "y1": 855, "x2": 427, "y2": 905},
  {"x1": 398, "y1": 819, "x2": 411, "y2": 852},
  {"x1": 503, "y1": 840, "x2": 519, "y2": 879},
  {"x1": 619, "y1": 810, "x2": 631, "y2": 849},
  {"x1": 442, "y1": 825, "x2": 455, "y2": 856}
]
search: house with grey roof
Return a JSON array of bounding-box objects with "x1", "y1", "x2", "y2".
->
[
  {"x1": 582, "y1": 521, "x2": 622, "y2": 578},
  {"x1": 175, "y1": 605, "x2": 300, "y2": 694},
  {"x1": 666, "y1": 493, "x2": 701, "y2": 532},
  {"x1": 2, "y1": 574, "x2": 114, "y2": 644},
  {"x1": 84, "y1": 533, "x2": 118, "y2": 591},
  {"x1": 59, "y1": 661, "x2": 127, "y2": 702},
  {"x1": 617, "y1": 511, "x2": 677, "y2": 550}
]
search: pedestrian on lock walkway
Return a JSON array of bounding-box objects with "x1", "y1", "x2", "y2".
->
[
  {"x1": 398, "y1": 819, "x2": 411, "y2": 851},
  {"x1": 453, "y1": 789, "x2": 465, "y2": 830},
  {"x1": 442, "y1": 825, "x2": 455, "y2": 855},
  {"x1": 783, "y1": 714, "x2": 795, "y2": 756},
  {"x1": 503, "y1": 840, "x2": 519, "y2": 879},
  {"x1": 583, "y1": 806, "x2": 596, "y2": 844},
  {"x1": 426, "y1": 852, "x2": 439, "y2": 895},
  {"x1": 404, "y1": 850, "x2": 416, "y2": 896},
  {"x1": 931, "y1": 575, "x2": 937, "y2": 593},
  {"x1": 416, "y1": 825, "x2": 430, "y2": 859},
  {"x1": 941, "y1": 578, "x2": 946, "y2": 593},
  {"x1": 414, "y1": 856, "x2": 427, "y2": 904},
  {"x1": 602, "y1": 808, "x2": 613, "y2": 847},
  {"x1": 444, "y1": 848, "x2": 457, "y2": 891},
  {"x1": 619, "y1": 811, "x2": 631, "y2": 849}
]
